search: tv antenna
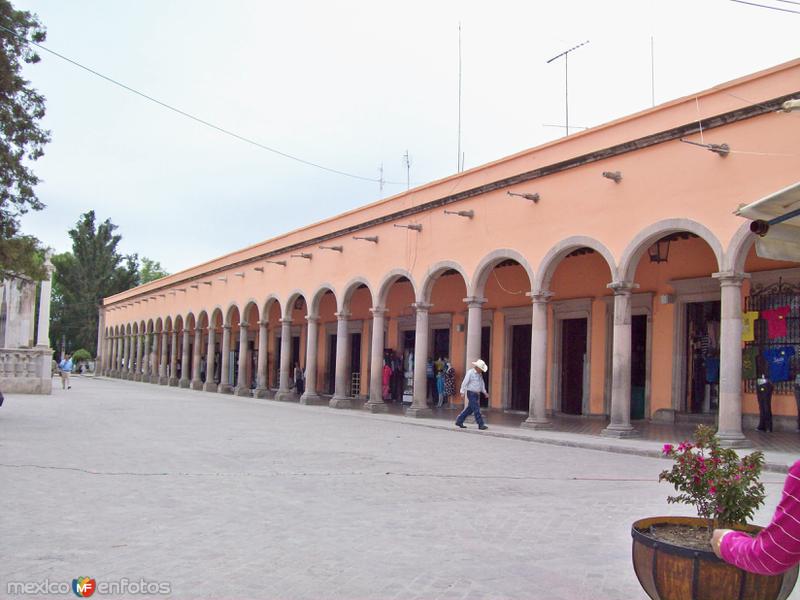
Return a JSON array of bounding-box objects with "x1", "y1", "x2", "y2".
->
[
  {"x1": 546, "y1": 40, "x2": 589, "y2": 137},
  {"x1": 403, "y1": 150, "x2": 412, "y2": 190},
  {"x1": 378, "y1": 163, "x2": 385, "y2": 194}
]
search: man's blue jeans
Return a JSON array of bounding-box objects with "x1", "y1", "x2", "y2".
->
[{"x1": 455, "y1": 391, "x2": 485, "y2": 427}]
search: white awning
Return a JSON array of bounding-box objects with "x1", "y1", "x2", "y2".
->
[{"x1": 735, "y1": 181, "x2": 800, "y2": 262}]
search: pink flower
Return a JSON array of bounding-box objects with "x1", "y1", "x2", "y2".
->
[
  {"x1": 662, "y1": 444, "x2": 674, "y2": 455},
  {"x1": 709, "y1": 483, "x2": 717, "y2": 494}
]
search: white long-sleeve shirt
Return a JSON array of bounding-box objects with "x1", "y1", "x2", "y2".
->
[{"x1": 460, "y1": 369, "x2": 487, "y2": 395}]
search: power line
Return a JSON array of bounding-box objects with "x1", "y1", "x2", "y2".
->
[
  {"x1": 0, "y1": 24, "x2": 408, "y2": 185},
  {"x1": 729, "y1": 0, "x2": 800, "y2": 14}
]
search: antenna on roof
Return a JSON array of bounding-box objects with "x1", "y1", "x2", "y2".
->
[
  {"x1": 403, "y1": 150, "x2": 412, "y2": 190},
  {"x1": 378, "y1": 163, "x2": 385, "y2": 195},
  {"x1": 546, "y1": 40, "x2": 589, "y2": 137}
]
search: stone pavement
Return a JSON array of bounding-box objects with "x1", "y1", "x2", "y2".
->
[{"x1": 0, "y1": 377, "x2": 797, "y2": 600}]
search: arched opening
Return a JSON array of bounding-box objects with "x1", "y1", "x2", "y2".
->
[
  {"x1": 377, "y1": 272, "x2": 417, "y2": 407},
  {"x1": 339, "y1": 280, "x2": 375, "y2": 405}
]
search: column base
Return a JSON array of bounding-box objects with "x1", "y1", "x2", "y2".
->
[
  {"x1": 275, "y1": 390, "x2": 298, "y2": 402},
  {"x1": 191, "y1": 380, "x2": 204, "y2": 391},
  {"x1": 329, "y1": 395, "x2": 353, "y2": 409},
  {"x1": 405, "y1": 406, "x2": 433, "y2": 418},
  {"x1": 134, "y1": 374, "x2": 143, "y2": 382},
  {"x1": 521, "y1": 417, "x2": 553, "y2": 430},
  {"x1": 234, "y1": 386, "x2": 252, "y2": 397},
  {"x1": 218, "y1": 384, "x2": 233, "y2": 395},
  {"x1": 178, "y1": 379, "x2": 191, "y2": 389},
  {"x1": 299, "y1": 393, "x2": 327, "y2": 405},
  {"x1": 149, "y1": 376, "x2": 159, "y2": 384},
  {"x1": 141, "y1": 374, "x2": 151, "y2": 383},
  {"x1": 158, "y1": 376, "x2": 169, "y2": 385},
  {"x1": 254, "y1": 387, "x2": 272, "y2": 399},
  {"x1": 203, "y1": 382, "x2": 218, "y2": 393},
  {"x1": 718, "y1": 431, "x2": 751, "y2": 448},
  {"x1": 365, "y1": 400, "x2": 388, "y2": 413},
  {"x1": 168, "y1": 377, "x2": 179, "y2": 387},
  {"x1": 601, "y1": 423, "x2": 641, "y2": 438}
]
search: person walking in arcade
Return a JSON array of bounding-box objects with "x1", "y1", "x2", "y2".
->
[{"x1": 455, "y1": 359, "x2": 489, "y2": 430}]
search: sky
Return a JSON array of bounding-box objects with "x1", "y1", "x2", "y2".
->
[{"x1": 14, "y1": 0, "x2": 800, "y2": 274}]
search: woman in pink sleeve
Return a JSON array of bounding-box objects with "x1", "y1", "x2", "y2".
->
[{"x1": 712, "y1": 460, "x2": 800, "y2": 575}]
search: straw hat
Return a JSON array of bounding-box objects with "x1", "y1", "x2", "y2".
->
[{"x1": 472, "y1": 359, "x2": 488, "y2": 372}]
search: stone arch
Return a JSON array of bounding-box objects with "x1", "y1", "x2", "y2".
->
[
  {"x1": 164, "y1": 316, "x2": 173, "y2": 332},
  {"x1": 196, "y1": 310, "x2": 209, "y2": 329},
  {"x1": 618, "y1": 218, "x2": 723, "y2": 282},
  {"x1": 155, "y1": 317, "x2": 163, "y2": 333},
  {"x1": 241, "y1": 300, "x2": 260, "y2": 323},
  {"x1": 261, "y1": 295, "x2": 281, "y2": 321},
  {"x1": 224, "y1": 303, "x2": 240, "y2": 326},
  {"x1": 470, "y1": 249, "x2": 535, "y2": 297},
  {"x1": 725, "y1": 221, "x2": 758, "y2": 273},
  {"x1": 185, "y1": 312, "x2": 196, "y2": 330},
  {"x1": 208, "y1": 307, "x2": 223, "y2": 328},
  {"x1": 308, "y1": 284, "x2": 337, "y2": 318},
  {"x1": 146, "y1": 319, "x2": 155, "y2": 334},
  {"x1": 376, "y1": 269, "x2": 417, "y2": 308},
  {"x1": 534, "y1": 236, "x2": 618, "y2": 292},
  {"x1": 283, "y1": 290, "x2": 307, "y2": 320},
  {"x1": 339, "y1": 277, "x2": 375, "y2": 313},
  {"x1": 419, "y1": 261, "x2": 469, "y2": 304},
  {"x1": 174, "y1": 315, "x2": 184, "y2": 331}
]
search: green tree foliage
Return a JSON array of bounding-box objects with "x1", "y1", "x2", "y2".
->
[
  {"x1": 0, "y1": 1, "x2": 50, "y2": 280},
  {"x1": 139, "y1": 257, "x2": 169, "y2": 284},
  {"x1": 51, "y1": 211, "x2": 140, "y2": 353}
]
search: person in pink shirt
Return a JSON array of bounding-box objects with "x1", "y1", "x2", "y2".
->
[{"x1": 712, "y1": 460, "x2": 800, "y2": 575}]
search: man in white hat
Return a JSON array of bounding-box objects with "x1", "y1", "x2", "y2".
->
[{"x1": 455, "y1": 359, "x2": 489, "y2": 430}]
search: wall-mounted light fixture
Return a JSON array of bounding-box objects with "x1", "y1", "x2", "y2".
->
[
  {"x1": 266, "y1": 260, "x2": 287, "y2": 266},
  {"x1": 159, "y1": 294, "x2": 166, "y2": 298},
  {"x1": 190, "y1": 284, "x2": 199, "y2": 289},
  {"x1": 291, "y1": 253, "x2": 313, "y2": 260},
  {"x1": 217, "y1": 276, "x2": 227, "y2": 283},
  {"x1": 202, "y1": 281, "x2": 212, "y2": 286},
  {"x1": 394, "y1": 223, "x2": 422, "y2": 232},
  {"x1": 319, "y1": 245, "x2": 343, "y2": 252},
  {"x1": 648, "y1": 238, "x2": 671, "y2": 263},
  {"x1": 353, "y1": 235, "x2": 379, "y2": 243},
  {"x1": 444, "y1": 209, "x2": 474, "y2": 218},
  {"x1": 780, "y1": 99, "x2": 800, "y2": 112},
  {"x1": 679, "y1": 138, "x2": 730, "y2": 157},
  {"x1": 177, "y1": 288, "x2": 187, "y2": 293},
  {"x1": 507, "y1": 191, "x2": 540, "y2": 202},
  {"x1": 253, "y1": 266, "x2": 265, "y2": 272},
  {"x1": 234, "y1": 272, "x2": 245, "y2": 277},
  {"x1": 602, "y1": 171, "x2": 622, "y2": 183}
]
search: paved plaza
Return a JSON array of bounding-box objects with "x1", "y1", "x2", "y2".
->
[{"x1": 0, "y1": 378, "x2": 796, "y2": 600}]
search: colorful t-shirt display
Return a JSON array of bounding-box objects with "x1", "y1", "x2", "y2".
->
[
  {"x1": 741, "y1": 311, "x2": 759, "y2": 342},
  {"x1": 762, "y1": 306, "x2": 791, "y2": 339},
  {"x1": 764, "y1": 346, "x2": 796, "y2": 382},
  {"x1": 742, "y1": 346, "x2": 758, "y2": 380}
]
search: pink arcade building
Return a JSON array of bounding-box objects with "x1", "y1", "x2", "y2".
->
[{"x1": 98, "y1": 59, "x2": 800, "y2": 446}]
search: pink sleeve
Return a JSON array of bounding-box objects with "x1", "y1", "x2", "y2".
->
[{"x1": 720, "y1": 462, "x2": 800, "y2": 575}]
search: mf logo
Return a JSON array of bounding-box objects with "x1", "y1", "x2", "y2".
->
[{"x1": 72, "y1": 576, "x2": 96, "y2": 597}]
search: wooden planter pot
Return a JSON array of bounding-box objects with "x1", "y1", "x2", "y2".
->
[{"x1": 632, "y1": 516, "x2": 799, "y2": 600}]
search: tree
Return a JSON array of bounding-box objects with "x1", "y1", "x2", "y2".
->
[
  {"x1": 51, "y1": 211, "x2": 140, "y2": 353},
  {"x1": 139, "y1": 257, "x2": 169, "y2": 284},
  {"x1": 0, "y1": 1, "x2": 50, "y2": 280}
]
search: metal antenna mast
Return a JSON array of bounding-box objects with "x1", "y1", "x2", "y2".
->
[
  {"x1": 378, "y1": 163, "x2": 385, "y2": 194},
  {"x1": 403, "y1": 150, "x2": 412, "y2": 190},
  {"x1": 546, "y1": 40, "x2": 589, "y2": 137}
]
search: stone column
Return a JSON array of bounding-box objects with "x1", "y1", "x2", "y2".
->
[
  {"x1": 36, "y1": 256, "x2": 54, "y2": 348},
  {"x1": 123, "y1": 334, "x2": 131, "y2": 378},
  {"x1": 95, "y1": 309, "x2": 104, "y2": 374},
  {"x1": 366, "y1": 307, "x2": 388, "y2": 413},
  {"x1": 158, "y1": 331, "x2": 169, "y2": 385},
  {"x1": 714, "y1": 271, "x2": 750, "y2": 448},
  {"x1": 234, "y1": 321, "x2": 251, "y2": 397},
  {"x1": 602, "y1": 281, "x2": 640, "y2": 438},
  {"x1": 168, "y1": 329, "x2": 179, "y2": 386},
  {"x1": 275, "y1": 318, "x2": 296, "y2": 401},
  {"x1": 109, "y1": 335, "x2": 117, "y2": 376},
  {"x1": 218, "y1": 324, "x2": 233, "y2": 394},
  {"x1": 254, "y1": 320, "x2": 269, "y2": 398},
  {"x1": 191, "y1": 325, "x2": 203, "y2": 390},
  {"x1": 203, "y1": 325, "x2": 218, "y2": 392},
  {"x1": 522, "y1": 291, "x2": 554, "y2": 429},
  {"x1": 134, "y1": 333, "x2": 143, "y2": 381},
  {"x1": 149, "y1": 333, "x2": 158, "y2": 384},
  {"x1": 141, "y1": 333, "x2": 151, "y2": 382},
  {"x1": 179, "y1": 327, "x2": 191, "y2": 388},
  {"x1": 407, "y1": 302, "x2": 432, "y2": 418},
  {"x1": 329, "y1": 312, "x2": 352, "y2": 408},
  {"x1": 463, "y1": 296, "x2": 487, "y2": 369},
  {"x1": 300, "y1": 316, "x2": 324, "y2": 405}
]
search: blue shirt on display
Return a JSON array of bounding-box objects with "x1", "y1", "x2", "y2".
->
[{"x1": 764, "y1": 346, "x2": 796, "y2": 382}]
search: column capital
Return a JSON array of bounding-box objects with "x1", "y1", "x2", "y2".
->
[
  {"x1": 526, "y1": 289, "x2": 555, "y2": 303},
  {"x1": 462, "y1": 296, "x2": 487, "y2": 308},
  {"x1": 334, "y1": 311, "x2": 351, "y2": 320},
  {"x1": 279, "y1": 317, "x2": 294, "y2": 325},
  {"x1": 712, "y1": 271, "x2": 750, "y2": 286},
  {"x1": 258, "y1": 319, "x2": 270, "y2": 327},
  {"x1": 239, "y1": 320, "x2": 249, "y2": 329},
  {"x1": 222, "y1": 324, "x2": 232, "y2": 331},
  {"x1": 369, "y1": 307, "x2": 389, "y2": 317},
  {"x1": 606, "y1": 280, "x2": 639, "y2": 295},
  {"x1": 411, "y1": 302, "x2": 433, "y2": 313},
  {"x1": 305, "y1": 314, "x2": 320, "y2": 323}
]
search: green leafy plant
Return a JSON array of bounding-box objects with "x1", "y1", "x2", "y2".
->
[
  {"x1": 659, "y1": 425, "x2": 766, "y2": 531},
  {"x1": 70, "y1": 349, "x2": 91, "y2": 364}
]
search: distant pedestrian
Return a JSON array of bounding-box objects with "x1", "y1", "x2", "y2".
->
[
  {"x1": 293, "y1": 361, "x2": 305, "y2": 395},
  {"x1": 443, "y1": 360, "x2": 456, "y2": 405},
  {"x1": 58, "y1": 354, "x2": 73, "y2": 390},
  {"x1": 436, "y1": 370, "x2": 445, "y2": 407},
  {"x1": 455, "y1": 359, "x2": 488, "y2": 430},
  {"x1": 382, "y1": 361, "x2": 392, "y2": 400},
  {"x1": 426, "y1": 357, "x2": 436, "y2": 405}
]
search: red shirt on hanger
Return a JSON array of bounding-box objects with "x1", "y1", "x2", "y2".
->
[{"x1": 762, "y1": 306, "x2": 790, "y2": 339}]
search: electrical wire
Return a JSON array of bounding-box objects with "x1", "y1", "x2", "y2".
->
[
  {"x1": 729, "y1": 0, "x2": 800, "y2": 14},
  {"x1": 0, "y1": 24, "x2": 407, "y2": 185}
]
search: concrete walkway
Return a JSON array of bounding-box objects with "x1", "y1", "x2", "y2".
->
[{"x1": 1, "y1": 376, "x2": 797, "y2": 600}]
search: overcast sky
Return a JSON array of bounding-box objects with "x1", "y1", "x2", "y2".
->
[{"x1": 15, "y1": 0, "x2": 800, "y2": 274}]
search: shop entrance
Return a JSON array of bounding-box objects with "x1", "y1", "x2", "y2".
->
[
  {"x1": 685, "y1": 301, "x2": 721, "y2": 414},
  {"x1": 630, "y1": 315, "x2": 647, "y2": 420},
  {"x1": 510, "y1": 324, "x2": 531, "y2": 411},
  {"x1": 327, "y1": 334, "x2": 337, "y2": 394},
  {"x1": 560, "y1": 318, "x2": 587, "y2": 415},
  {"x1": 350, "y1": 332, "x2": 361, "y2": 396}
]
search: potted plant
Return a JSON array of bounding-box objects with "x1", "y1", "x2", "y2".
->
[{"x1": 631, "y1": 425, "x2": 798, "y2": 600}]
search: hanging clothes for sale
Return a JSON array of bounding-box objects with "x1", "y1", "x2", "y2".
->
[
  {"x1": 742, "y1": 311, "x2": 759, "y2": 343},
  {"x1": 764, "y1": 346, "x2": 796, "y2": 382},
  {"x1": 742, "y1": 346, "x2": 759, "y2": 380},
  {"x1": 762, "y1": 306, "x2": 791, "y2": 339}
]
